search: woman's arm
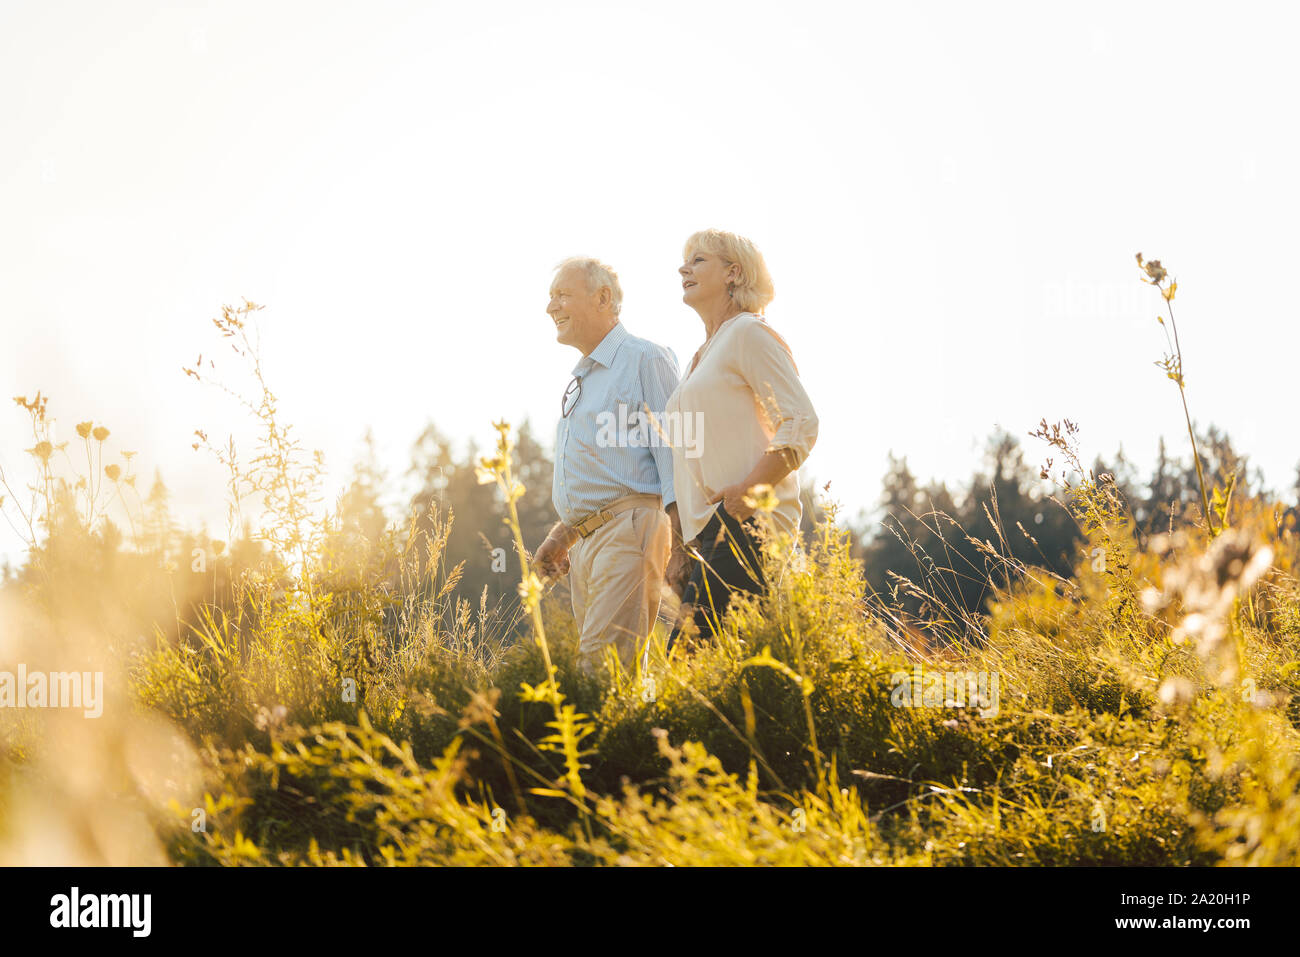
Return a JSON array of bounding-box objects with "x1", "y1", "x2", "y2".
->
[
  {"x1": 709, "y1": 449, "x2": 798, "y2": 521},
  {"x1": 710, "y1": 320, "x2": 819, "y2": 521}
]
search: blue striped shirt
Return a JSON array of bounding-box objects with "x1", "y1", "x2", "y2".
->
[{"x1": 552, "y1": 322, "x2": 679, "y2": 526}]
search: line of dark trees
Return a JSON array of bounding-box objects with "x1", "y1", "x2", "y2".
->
[
  {"x1": 855, "y1": 425, "x2": 1292, "y2": 621},
  {"x1": 386, "y1": 418, "x2": 1296, "y2": 621},
  {"x1": 6, "y1": 418, "x2": 1292, "y2": 638}
]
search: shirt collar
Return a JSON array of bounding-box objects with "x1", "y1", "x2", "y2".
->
[{"x1": 572, "y1": 321, "x2": 629, "y2": 376}]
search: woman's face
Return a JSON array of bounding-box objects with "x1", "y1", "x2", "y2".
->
[{"x1": 679, "y1": 249, "x2": 739, "y2": 309}]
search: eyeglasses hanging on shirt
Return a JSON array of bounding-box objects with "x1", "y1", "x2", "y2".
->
[{"x1": 561, "y1": 374, "x2": 583, "y2": 418}]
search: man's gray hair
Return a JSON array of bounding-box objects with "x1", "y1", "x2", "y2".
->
[{"x1": 553, "y1": 256, "x2": 623, "y2": 316}]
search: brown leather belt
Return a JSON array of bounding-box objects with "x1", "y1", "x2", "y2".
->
[{"x1": 572, "y1": 493, "x2": 662, "y2": 539}]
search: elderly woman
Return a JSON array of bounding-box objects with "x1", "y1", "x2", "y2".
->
[{"x1": 664, "y1": 228, "x2": 819, "y2": 650}]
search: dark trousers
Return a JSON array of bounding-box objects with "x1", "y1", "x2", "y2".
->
[{"x1": 666, "y1": 504, "x2": 766, "y2": 653}]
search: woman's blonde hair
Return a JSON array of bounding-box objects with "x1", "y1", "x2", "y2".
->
[{"x1": 682, "y1": 228, "x2": 775, "y2": 314}]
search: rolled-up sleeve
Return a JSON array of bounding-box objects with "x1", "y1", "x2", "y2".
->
[
  {"x1": 737, "y1": 321, "x2": 819, "y2": 468},
  {"x1": 639, "y1": 346, "x2": 680, "y2": 508}
]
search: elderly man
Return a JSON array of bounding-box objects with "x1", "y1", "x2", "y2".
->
[{"x1": 533, "y1": 256, "x2": 687, "y2": 674}]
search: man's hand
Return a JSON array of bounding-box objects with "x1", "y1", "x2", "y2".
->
[
  {"x1": 534, "y1": 533, "x2": 570, "y2": 580},
  {"x1": 708, "y1": 483, "x2": 756, "y2": 522},
  {"x1": 666, "y1": 544, "x2": 691, "y2": 598},
  {"x1": 534, "y1": 521, "x2": 578, "y2": 579}
]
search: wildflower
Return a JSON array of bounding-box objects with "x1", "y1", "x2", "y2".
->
[
  {"x1": 76, "y1": 421, "x2": 94, "y2": 439},
  {"x1": 1140, "y1": 586, "x2": 1164, "y2": 618},
  {"x1": 1145, "y1": 528, "x2": 1274, "y2": 686},
  {"x1": 742, "y1": 483, "x2": 779, "y2": 514},
  {"x1": 1158, "y1": 677, "x2": 1196, "y2": 708},
  {"x1": 1135, "y1": 252, "x2": 1167, "y2": 284},
  {"x1": 517, "y1": 571, "x2": 544, "y2": 613},
  {"x1": 254, "y1": 704, "x2": 288, "y2": 733},
  {"x1": 92, "y1": 426, "x2": 110, "y2": 442},
  {"x1": 1147, "y1": 531, "x2": 1188, "y2": 558},
  {"x1": 458, "y1": 688, "x2": 502, "y2": 729},
  {"x1": 122, "y1": 450, "x2": 136, "y2": 461},
  {"x1": 29, "y1": 441, "x2": 53, "y2": 463},
  {"x1": 105, "y1": 464, "x2": 122, "y2": 482},
  {"x1": 1170, "y1": 611, "x2": 1211, "y2": 645},
  {"x1": 475, "y1": 454, "x2": 507, "y2": 484},
  {"x1": 1249, "y1": 688, "x2": 1281, "y2": 709}
]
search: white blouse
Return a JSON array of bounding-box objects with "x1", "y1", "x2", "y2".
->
[{"x1": 665, "y1": 313, "x2": 819, "y2": 543}]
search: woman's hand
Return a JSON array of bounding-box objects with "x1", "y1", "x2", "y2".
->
[
  {"x1": 708, "y1": 483, "x2": 756, "y2": 522},
  {"x1": 709, "y1": 451, "x2": 796, "y2": 526}
]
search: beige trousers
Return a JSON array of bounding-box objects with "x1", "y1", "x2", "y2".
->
[{"x1": 568, "y1": 504, "x2": 671, "y2": 674}]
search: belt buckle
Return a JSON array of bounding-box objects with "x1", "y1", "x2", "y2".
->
[{"x1": 578, "y1": 507, "x2": 613, "y2": 539}]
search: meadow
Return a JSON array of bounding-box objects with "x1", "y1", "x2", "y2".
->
[{"x1": 1, "y1": 256, "x2": 1298, "y2": 866}]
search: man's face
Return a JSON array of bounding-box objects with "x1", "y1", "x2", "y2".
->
[{"x1": 547, "y1": 266, "x2": 607, "y2": 352}]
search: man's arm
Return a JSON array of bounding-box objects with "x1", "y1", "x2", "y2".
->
[
  {"x1": 638, "y1": 346, "x2": 680, "y2": 514},
  {"x1": 534, "y1": 521, "x2": 579, "y2": 579},
  {"x1": 639, "y1": 346, "x2": 689, "y2": 595},
  {"x1": 665, "y1": 501, "x2": 689, "y2": 597}
]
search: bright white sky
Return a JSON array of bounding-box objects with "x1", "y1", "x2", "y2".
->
[{"x1": 2, "y1": 0, "x2": 1297, "y2": 565}]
